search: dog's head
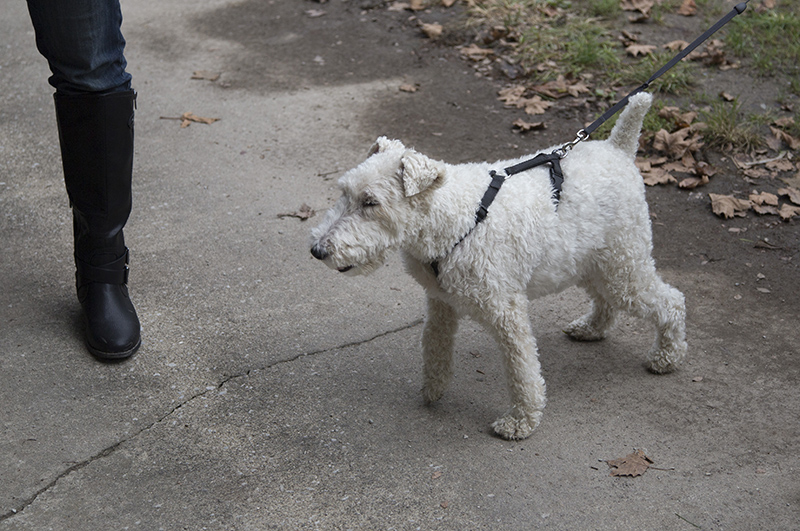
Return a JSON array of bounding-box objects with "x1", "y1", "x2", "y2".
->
[{"x1": 310, "y1": 137, "x2": 445, "y2": 275}]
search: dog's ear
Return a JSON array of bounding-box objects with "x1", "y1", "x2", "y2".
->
[
  {"x1": 368, "y1": 136, "x2": 405, "y2": 156},
  {"x1": 400, "y1": 151, "x2": 444, "y2": 197}
]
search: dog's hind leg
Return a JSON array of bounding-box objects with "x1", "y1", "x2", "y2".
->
[
  {"x1": 486, "y1": 294, "x2": 547, "y2": 440},
  {"x1": 592, "y1": 251, "x2": 687, "y2": 374},
  {"x1": 634, "y1": 278, "x2": 687, "y2": 374},
  {"x1": 421, "y1": 297, "x2": 459, "y2": 404},
  {"x1": 563, "y1": 281, "x2": 619, "y2": 341}
]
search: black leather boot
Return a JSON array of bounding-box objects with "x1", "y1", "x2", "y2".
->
[{"x1": 54, "y1": 89, "x2": 141, "y2": 360}]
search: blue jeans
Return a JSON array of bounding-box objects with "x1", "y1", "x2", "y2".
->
[{"x1": 26, "y1": 0, "x2": 132, "y2": 94}]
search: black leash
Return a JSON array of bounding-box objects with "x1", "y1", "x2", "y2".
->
[{"x1": 431, "y1": 0, "x2": 750, "y2": 276}]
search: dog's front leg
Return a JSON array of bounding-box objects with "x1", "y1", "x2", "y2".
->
[
  {"x1": 488, "y1": 294, "x2": 546, "y2": 440},
  {"x1": 421, "y1": 297, "x2": 459, "y2": 404}
]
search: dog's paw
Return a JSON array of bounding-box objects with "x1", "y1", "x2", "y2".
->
[
  {"x1": 646, "y1": 348, "x2": 684, "y2": 374},
  {"x1": 491, "y1": 409, "x2": 542, "y2": 440},
  {"x1": 422, "y1": 382, "x2": 446, "y2": 404},
  {"x1": 563, "y1": 318, "x2": 607, "y2": 342}
]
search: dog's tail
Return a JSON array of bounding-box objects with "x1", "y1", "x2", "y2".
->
[{"x1": 606, "y1": 91, "x2": 653, "y2": 157}]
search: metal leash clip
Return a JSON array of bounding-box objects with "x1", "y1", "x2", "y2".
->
[{"x1": 553, "y1": 129, "x2": 589, "y2": 159}]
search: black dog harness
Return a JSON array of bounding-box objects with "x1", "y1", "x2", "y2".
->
[
  {"x1": 429, "y1": 0, "x2": 749, "y2": 278},
  {"x1": 430, "y1": 153, "x2": 563, "y2": 277}
]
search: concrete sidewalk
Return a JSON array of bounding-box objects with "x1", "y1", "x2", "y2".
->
[{"x1": 2, "y1": 0, "x2": 798, "y2": 529}]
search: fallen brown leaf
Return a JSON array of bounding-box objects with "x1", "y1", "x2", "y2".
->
[
  {"x1": 520, "y1": 96, "x2": 554, "y2": 115},
  {"x1": 499, "y1": 87, "x2": 554, "y2": 115},
  {"x1": 770, "y1": 126, "x2": 800, "y2": 150},
  {"x1": 531, "y1": 75, "x2": 590, "y2": 99},
  {"x1": 663, "y1": 160, "x2": 692, "y2": 173},
  {"x1": 777, "y1": 187, "x2": 800, "y2": 205},
  {"x1": 399, "y1": 83, "x2": 419, "y2": 93},
  {"x1": 626, "y1": 43, "x2": 657, "y2": 57},
  {"x1": 663, "y1": 40, "x2": 689, "y2": 51},
  {"x1": 766, "y1": 157, "x2": 795, "y2": 172},
  {"x1": 620, "y1": 0, "x2": 654, "y2": 17},
  {"x1": 642, "y1": 167, "x2": 676, "y2": 186},
  {"x1": 182, "y1": 112, "x2": 219, "y2": 127},
  {"x1": 498, "y1": 85, "x2": 526, "y2": 105},
  {"x1": 658, "y1": 107, "x2": 698, "y2": 128},
  {"x1": 779, "y1": 203, "x2": 800, "y2": 220},
  {"x1": 278, "y1": 203, "x2": 315, "y2": 221},
  {"x1": 606, "y1": 449, "x2": 653, "y2": 477},
  {"x1": 512, "y1": 118, "x2": 546, "y2": 133},
  {"x1": 695, "y1": 161, "x2": 718, "y2": 178},
  {"x1": 619, "y1": 30, "x2": 638, "y2": 46},
  {"x1": 743, "y1": 166, "x2": 771, "y2": 180},
  {"x1": 709, "y1": 193, "x2": 751, "y2": 218},
  {"x1": 780, "y1": 172, "x2": 800, "y2": 188},
  {"x1": 421, "y1": 22, "x2": 443, "y2": 39},
  {"x1": 678, "y1": 175, "x2": 709, "y2": 189},
  {"x1": 753, "y1": 203, "x2": 779, "y2": 216},
  {"x1": 653, "y1": 128, "x2": 703, "y2": 159},
  {"x1": 677, "y1": 0, "x2": 697, "y2": 16},
  {"x1": 749, "y1": 191, "x2": 779, "y2": 206}
]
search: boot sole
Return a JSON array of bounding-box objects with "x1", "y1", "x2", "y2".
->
[{"x1": 87, "y1": 336, "x2": 141, "y2": 361}]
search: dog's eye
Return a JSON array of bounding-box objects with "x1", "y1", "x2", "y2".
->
[{"x1": 362, "y1": 197, "x2": 380, "y2": 208}]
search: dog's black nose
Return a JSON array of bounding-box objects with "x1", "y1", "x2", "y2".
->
[{"x1": 311, "y1": 244, "x2": 328, "y2": 261}]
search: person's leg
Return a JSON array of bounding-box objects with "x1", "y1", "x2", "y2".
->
[
  {"x1": 26, "y1": 0, "x2": 131, "y2": 94},
  {"x1": 27, "y1": 0, "x2": 141, "y2": 360}
]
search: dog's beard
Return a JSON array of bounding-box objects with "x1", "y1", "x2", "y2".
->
[{"x1": 332, "y1": 247, "x2": 389, "y2": 276}]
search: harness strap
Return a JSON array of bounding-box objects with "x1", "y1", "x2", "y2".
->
[
  {"x1": 504, "y1": 152, "x2": 564, "y2": 202},
  {"x1": 477, "y1": 170, "x2": 506, "y2": 223},
  {"x1": 430, "y1": 153, "x2": 561, "y2": 276}
]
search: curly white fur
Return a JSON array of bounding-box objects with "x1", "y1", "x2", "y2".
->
[{"x1": 311, "y1": 93, "x2": 687, "y2": 440}]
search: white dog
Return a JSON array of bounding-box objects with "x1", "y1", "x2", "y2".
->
[{"x1": 310, "y1": 92, "x2": 686, "y2": 440}]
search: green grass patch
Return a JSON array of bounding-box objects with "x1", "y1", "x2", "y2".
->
[
  {"x1": 725, "y1": 6, "x2": 800, "y2": 76},
  {"x1": 465, "y1": 0, "x2": 701, "y2": 90},
  {"x1": 586, "y1": 0, "x2": 620, "y2": 19},
  {"x1": 701, "y1": 99, "x2": 764, "y2": 152},
  {"x1": 517, "y1": 17, "x2": 622, "y2": 78}
]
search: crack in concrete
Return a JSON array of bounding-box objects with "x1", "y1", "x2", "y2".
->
[{"x1": 0, "y1": 319, "x2": 423, "y2": 522}]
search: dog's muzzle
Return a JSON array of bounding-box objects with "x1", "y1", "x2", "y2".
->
[{"x1": 311, "y1": 244, "x2": 354, "y2": 273}]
